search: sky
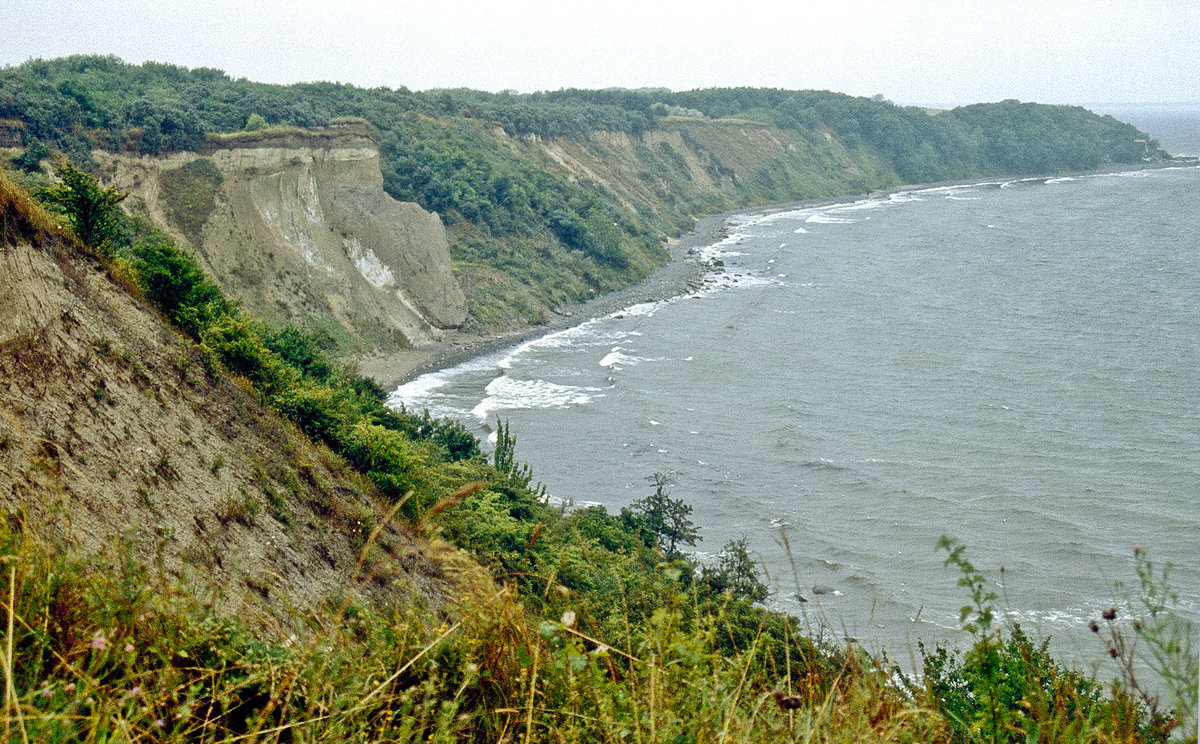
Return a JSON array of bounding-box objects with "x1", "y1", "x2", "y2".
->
[{"x1": 3, "y1": 0, "x2": 1199, "y2": 107}]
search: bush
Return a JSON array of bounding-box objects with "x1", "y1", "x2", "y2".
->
[
  {"x1": 701, "y1": 537, "x2": 769, "y2": 602},
  {"x1": 339, "y1": 421, "x2": 431, "y2": 505},
  {"x1": 128, "y1": 233, "x2": 227, "y2": 336},
  {"x1": 35, "y1": 158, "x2": 126, "y2": 253}
]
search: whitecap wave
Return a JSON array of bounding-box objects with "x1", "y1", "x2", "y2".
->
[
  {"x1": 470, "y1": 375, "x2": 603, "y2": 420},
  {"x1": 806, "y1": 213, "x2": 857, "y2": 224},
  {"x1": 388, "y1": 353, "x2": 504, "y2": 414},
  {"x1": 832, "y1": 199, "x2": 885, "y2": 213},
  {"x1": 599, "y1": 348, "x2": 636, "y2": 368}
]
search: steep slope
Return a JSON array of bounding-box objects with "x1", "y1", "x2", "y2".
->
[
  {"x1": 506, "y1": 116, "x2": 894, "y2": 230},
  {"x1": 0, "y1": 172, "x2": 449, "y2": 633},
  {"x1": 94, "y1": 121, "x2": 467, "y2": 350}
]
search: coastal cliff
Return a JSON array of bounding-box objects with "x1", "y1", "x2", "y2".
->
[
  {"x1": 94, "y1": 121, "x2": 467, "y2": 349},
  {"x1": 507, "y1": 116, "x2": 890, "y2": 227},
  {"x1": 0, "y1": 172, "x2": 450, "y2": 630}
]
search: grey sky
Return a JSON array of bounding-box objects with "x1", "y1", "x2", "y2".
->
[{"x1": 4, "y1": 0, "x2": 1198, "y2": 106}]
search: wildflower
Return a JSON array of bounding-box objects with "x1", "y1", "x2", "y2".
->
[
  {"x1": 64, "y1": 683, "x2": 76, "y2": 694},
  {"x1": 1132, "y1": 543, "x2": 1142, "y2": 555},
  {"x1": 129, "y1": 686, "x2": 142, "y2": 698},
  {"x1": 91, "y1": 631, "x2": 108, "y2": 651},
  {"x1": 153, "y1": 719, "x2": 165, "y2": 729},
  {"x1": 124, "y1": 642, "x2": 135, "y2": 653},
  {"x1": 40, "y1": 686, "x2": 53, "y2": 698},
  {"x1": 1089, "y1": 620, "x2": 1100, "y2": 633},
  {"x1": 1102, "y1": 607, "x2": 1117, "y2": 621}
]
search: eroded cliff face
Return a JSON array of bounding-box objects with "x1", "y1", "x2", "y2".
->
[
  {"x1": 0, "y1": 184, "x2": 449, "y2": 633},
  {"x1": 95, "y1": 122, "x2": 467, "y2": 349},
  {"x1": 501, "y1": 117, "x2": 893, "y2": 229}
]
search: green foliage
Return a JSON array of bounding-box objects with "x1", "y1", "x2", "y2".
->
[
  {"x1": 937, "y1": 535, "x2": 999, "y2": 642},
  {"x1": 621, "y1": 472, "x2": 699, "y2": 559},
  {"x1": 35, "y1": 159, "x2": 126, "y2": 253},
  {"x1": 701, "y1": 537, "x2": 770, "y2": 603},
  {"x1": 158, "y1": 157, "x2": 222, "y2": 240},
  {"x1": 929, "y1": 538, "x2": 1177, "y2": 744},
  {"x1": 492, "y1": 418, "x2": 539, "y2": 492},
  {"x1": 1098, "y1": 546, "x2": 1198, "y2": 740},
  {"x1": 261, "y1": 325, "x2": 333, "y2": 381},
  {"x1": 12, "y1": 138, "x2": 49, "y2": 173},
  {"x1": 340, "y1": 421, "x2": 430, "y2": 504},
  {"x1": 244, "y1": 111, "x2": 268, "y2": 130},
  {"x1": 127, "y1": 229, "x2": 228, "y2": 336}
]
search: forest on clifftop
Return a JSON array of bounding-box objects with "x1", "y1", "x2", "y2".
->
[{"x1": 1, "y1": 55, "x2": 1163, "y2": 331}]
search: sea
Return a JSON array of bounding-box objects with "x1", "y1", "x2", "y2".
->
[{"x1": 391, "y1": 110, "x2": 1199, "y2": 669}]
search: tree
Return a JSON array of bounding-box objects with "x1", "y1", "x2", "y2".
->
[
  {"x1": 244, "y1": 112, "x2": 268, "y2": 131},
  {"x1": 622, "y1": 473, "x2": 698, "y2": 558},
  {"x1": 37, "y1": 159, "x2": 126, "y2": 254},
  {"x1": 702, "y1": 538, "x2": 769, "y2": 602}
]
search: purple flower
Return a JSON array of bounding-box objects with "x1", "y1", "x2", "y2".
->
[
  {"x1": 90, "y1": 632, "x2": 108, "y2": 651},
  {"x1": 128, "y1": 686, "x2": 142, "y2": 698},
  {"x1": 153, "y1": 719, "x2": 165, "y2": 729}
]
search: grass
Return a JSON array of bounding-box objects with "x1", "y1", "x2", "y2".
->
[
  {"x1": 3, "y1": 158, "x2": 1193, "y2": 744},
  {"x1": 4, "y1": 505, "x2": 1193, "y2": 743},
  {"x1": 0, "y1": 168, "x2": 65, "y2": 248}
]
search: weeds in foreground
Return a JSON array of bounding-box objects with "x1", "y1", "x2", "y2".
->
[
  {"x1": 1090, "y1": 545, "x2": 1198, "y2": 741},
  {"x1": 930, "y1": 537, "x2": 1194, "y2": 744},
  {"x1": 3, "y1": 511, "x2": 1189, "y2": 743},
  {"x1": 0, "y1": 512, "x2": 937, "y2": 743}
]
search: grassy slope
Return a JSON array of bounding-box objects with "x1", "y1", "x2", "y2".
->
[{"x1": 2, "y1": 166, "x2": 1194, "y2": 742}]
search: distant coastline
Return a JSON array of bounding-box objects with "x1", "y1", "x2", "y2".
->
[{"x1": 360, "y1": 159, "x2": 1193, "y2": 392}]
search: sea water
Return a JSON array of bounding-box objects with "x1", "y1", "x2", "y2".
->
[{"x1": 391, "y1": 162, "x2": 1199, "y2": 667}]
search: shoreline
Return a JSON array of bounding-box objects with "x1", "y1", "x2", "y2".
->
[{"x1": 357, "y1": 159, "x2": 1191, "y2": 392}]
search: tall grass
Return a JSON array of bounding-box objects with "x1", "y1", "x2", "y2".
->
[{"x1": 6, "y1": 513, "x2": 1190, "y2": 743}]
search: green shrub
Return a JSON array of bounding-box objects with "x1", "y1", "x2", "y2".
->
[
  {"x1": 339, "y1": 421, "x2": 431, "y2": 505},
  {"x1": 35, "y1": 158, "x2": 125, "y2": 253},
  {"x1": 128, "y1": 231, "x2": 227, "y2": 336},
  {"x1": 700, "y1": 537, "x2": 769, "y2": 603},
  {"x1": 200, "y1": 315, "x2": 293, "y2": 392}
]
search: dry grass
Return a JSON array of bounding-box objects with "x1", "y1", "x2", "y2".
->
[{"x1": 0, "y1": 169, "x2": 64, "y2": 247}]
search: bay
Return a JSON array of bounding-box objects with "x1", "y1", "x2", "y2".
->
[{"x1": 391, "y1": 164, "x2": 1200, "y2": 666}]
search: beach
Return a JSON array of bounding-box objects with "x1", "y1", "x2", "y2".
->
[{"x1": 356, "y1": 161, "x2": 1192, "y2": 392}]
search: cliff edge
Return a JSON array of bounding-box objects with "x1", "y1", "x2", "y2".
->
[
  {"x1": 0, "y1": 172, "x2": 449, "y2": 632},
  {"x1": 95, "y1": 121, "x2": 467, "y2": 349}
]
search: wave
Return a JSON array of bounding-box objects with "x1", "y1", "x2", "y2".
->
[
  {"x1": 806, "y1": 213, "x2": 858, "y2": 224},
  {"x1": 387, "y1": 353, "x2": 504, "y2": 412},
  {"x1": 470, "y1": 375, "x2": 603, "y2": 420},
  {"x1": 599, "y1": 347, "x2": 645, "y2": 368}
]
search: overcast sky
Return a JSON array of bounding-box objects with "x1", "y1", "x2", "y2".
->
[{"x1": 4, "y1": 0, "x2": 1198, "y2": 106}]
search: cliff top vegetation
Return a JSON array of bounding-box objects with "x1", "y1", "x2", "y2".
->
[{"x1": 1, "y1": 55, "x2": 1167, "y2": 332}]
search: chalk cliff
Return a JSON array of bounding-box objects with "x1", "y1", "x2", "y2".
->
[{"x1": 95, "y1": 121, "x2": 467, "y2": 349}]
